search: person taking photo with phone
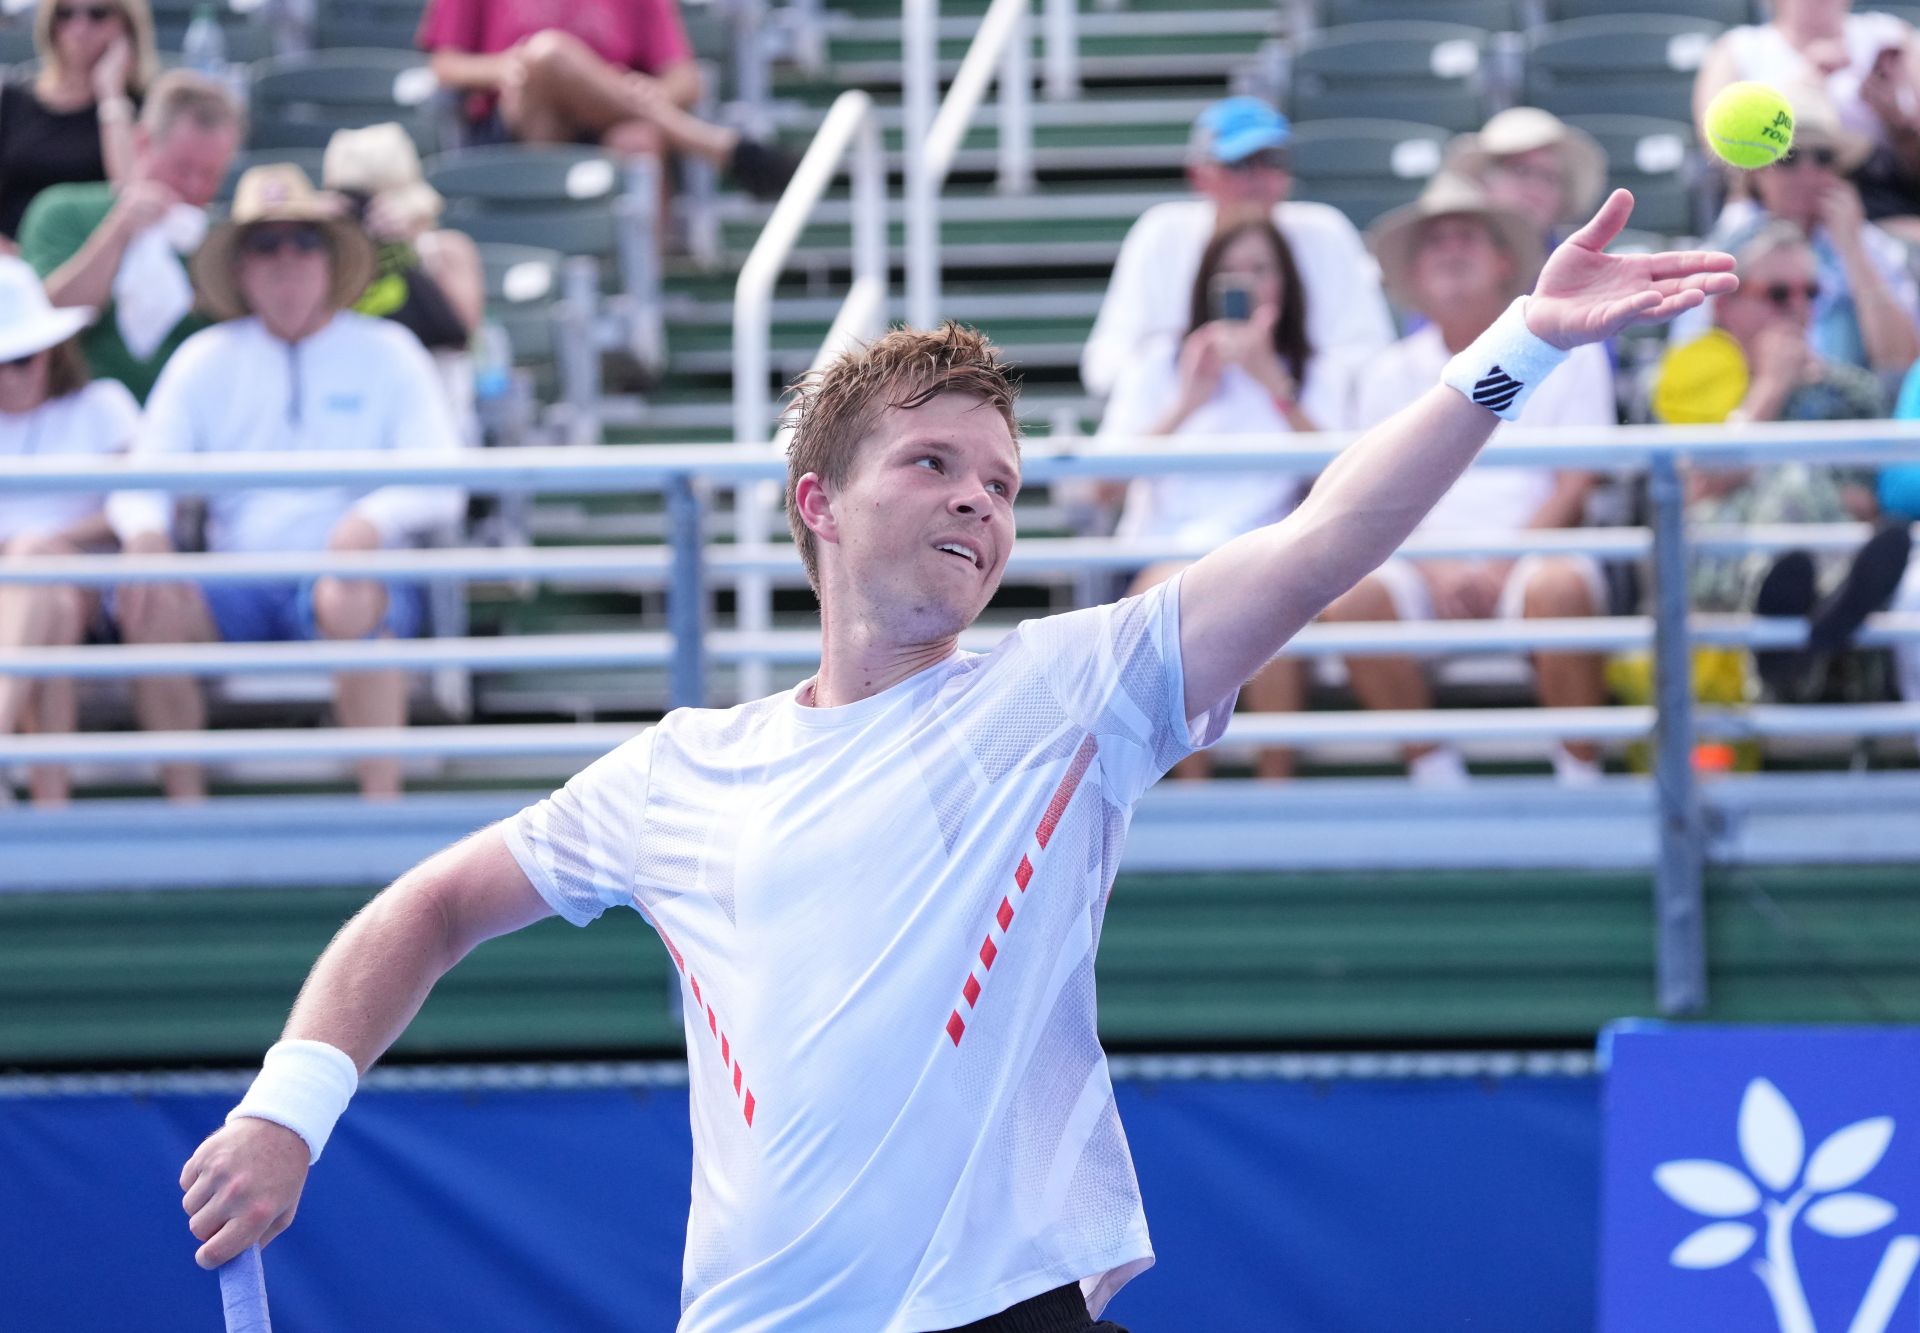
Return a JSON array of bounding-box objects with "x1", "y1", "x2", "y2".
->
[{"x1": 1090, "y1": 209, "x2": 1342, "y2": 778}]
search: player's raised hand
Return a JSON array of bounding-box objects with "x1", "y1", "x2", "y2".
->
[{"x1": 1523, "y1": 189, "x2": 1738, "y2": 350}]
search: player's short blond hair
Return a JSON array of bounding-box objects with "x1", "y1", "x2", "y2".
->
[{"x1": 783, "y1": 322, "x2": 1021, "y2": 594}]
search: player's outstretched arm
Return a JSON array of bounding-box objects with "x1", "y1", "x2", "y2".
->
[
  {"x1": 1176, "y1": 189, "x2": 1737, "y2": 717},
  {"x1": 179, "y1": 826, "x2": 553, "y2": 1268}
]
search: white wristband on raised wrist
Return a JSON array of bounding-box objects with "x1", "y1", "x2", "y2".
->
[
  {"x1": 1440, "y1": 296, "x2": 1571, "y2": 422},
  {"x1": 227, "y1": 1039, "x2": 359, "y2": 1163}
]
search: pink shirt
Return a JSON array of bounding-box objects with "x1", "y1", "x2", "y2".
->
[{"x1": 418, "y1": 0, "x2": 693, "y2": 118}]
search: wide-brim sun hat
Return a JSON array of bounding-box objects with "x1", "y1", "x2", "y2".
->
[
  {"x1": 1444, "y1": 107, "x2": 1608, "y2": 224},
  {"x1": 1779, "y1": 84, "x2": 1873, "y2": 175},
  {"x1": 1367, "y1": 172, "x2": 1546, "y2": 311},
  {"x1": 191, "y1": 163, "x2": 377, "y2": 321},
  {"x1": 0, "y1": 254, "x2": 93, "y2": 361},
  {"x1": 322, "y1": 122, "x2": 444, "y2": 230}
]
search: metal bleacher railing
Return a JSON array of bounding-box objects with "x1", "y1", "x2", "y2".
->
[{"x1": 6, "y1": 420, "x2": 1920, "y2": 1019}]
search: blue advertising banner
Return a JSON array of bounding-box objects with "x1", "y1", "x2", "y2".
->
[
  {"x1": 1599, "y1": 1026, "x2": 1920, "y2": 1333},
  {"x1": 0, "y1": 1063, "x2": 1601, "y2": 1332}
]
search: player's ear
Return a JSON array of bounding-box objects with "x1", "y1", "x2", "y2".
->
[{"x1": 794, "y1": 472, "x2": 840, "y2": 545}]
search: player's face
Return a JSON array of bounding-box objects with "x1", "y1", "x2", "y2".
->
[
  {"x1": 1412, "y1": 214, "x2": 1514, "y2": 313},
  {"x1": 828, "y1": 392, "x2": 1021, "y2": 640}
]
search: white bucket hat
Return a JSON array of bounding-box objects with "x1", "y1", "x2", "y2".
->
[
  {"x1": 0, "y1": 256, "x2": 93, "y2": 362},
  {"x1": 1445, "y1": 107, "x2": 1609, "y2": 225}
]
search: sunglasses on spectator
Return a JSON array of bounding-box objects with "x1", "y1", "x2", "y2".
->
[
  {"x1": 52, "y1": 5, "x2": 118, "y2": 24},
  {"x1": 239, "y1": 225, "x2": 327, "y2": 258},
  {"x1": 1225, "y1": 149, "x2": 1290, "y2": 173},
  {"x1": 1775, "y1": 145, "x2": 1840, "y2": 170},
  {"x1": 1764, "y1": 281, "x2": 1822, "y2": 307}
]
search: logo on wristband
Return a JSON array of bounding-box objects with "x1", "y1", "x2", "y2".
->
[{"x1": 1471, "y1": 366, "x2": 1523, "y2": 413}]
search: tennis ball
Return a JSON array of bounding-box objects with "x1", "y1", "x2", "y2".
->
[{"x1": 1704, "y1": 81, "x2": 1795, "y2": 169}]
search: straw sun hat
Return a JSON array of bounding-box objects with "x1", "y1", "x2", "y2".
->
[
  {"x1": 190, "y1": 163, "x2": 377, "y2": 321},
  {"x1": 321, "y1": 122, "x2": 444, "y2": 232},
  {"x1": 1366, "y1": 172, "x2": 1545, "y2": 311},
  {"x1": 1444, "y1": 107, "x2": 1608, "y2": 225}
]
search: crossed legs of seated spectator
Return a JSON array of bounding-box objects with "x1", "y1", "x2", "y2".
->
[
  {"x1": 503, "y1": 31, "x2": 796, "y2": 202},
  {"x1": 116, "y1": 575, "x2": 408, "y2": 801},
  {"x1": 1318, "y1": 556, "x2": 1607, "y2": 785},
  {"x1": 1130, "y1": 561, "x2": 1301, "y2": 778},
  {"x1": 0, "y1": 533, "x2": 92, "y2": 805}
]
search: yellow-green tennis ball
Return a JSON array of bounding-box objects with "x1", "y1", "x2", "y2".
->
[{"x1": 1705, "y1": 82, "x2": 1796, "y2": 169}]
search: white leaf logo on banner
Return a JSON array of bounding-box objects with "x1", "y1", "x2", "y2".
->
[
  {"x1": 1656, "y1": 1161, "x2": 1763, "y2": 1217},
  {"x1": 1741, "y1": 1078, "x2": 1805, "y2": 1192},
  {"x1": 1805, "y1": 1119, "x2": 1895, "y2": 1193},
  {"x1": 1654, "y1": 1076, "x2": 1917, "y2": 1333},
  {"x1": 1671, "y1": 1221, "x2": 1758, "y2": 1269},
  {"x1": 1804, "y1": 1194, "x2": 1898, "y2": 1239}
]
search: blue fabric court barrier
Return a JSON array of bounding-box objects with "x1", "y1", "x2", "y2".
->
[{"x1": 0, "y1": 1068, "x2": 1599, "y2": 1331}]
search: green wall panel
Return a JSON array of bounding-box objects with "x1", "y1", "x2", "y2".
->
[{"x1": 3, "y1": 866, "x2": 1916, "y2": 1068}]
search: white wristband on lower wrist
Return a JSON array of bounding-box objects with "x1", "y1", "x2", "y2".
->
[
  {"x1": 227, "y1": 1039, "x2": 358, "y2": 1163},
  {"x1": 1440, "y1": 296, "x2": 1572, "y2": 422}
]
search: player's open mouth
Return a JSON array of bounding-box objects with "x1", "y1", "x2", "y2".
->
[{"x1": 935, "y1": 541, "x2": 982, "y2": 569}]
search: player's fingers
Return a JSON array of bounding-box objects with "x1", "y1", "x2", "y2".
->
[
  {"x1": 196, "y1": 1214, "x2": 264, "y2": 1271},
  {"x1": 260, "y1": 1203, "x2": 297, "y2": 1248},
  {"x1": 1564, "y1": 188, "x2": 1633, "y2": 251},
  {"x1": 1644, "y1": 249, "x2": 1737, "y2": 280},
  {"x1": 181, "y1": 1167, "x2": 219, "y2": 1215}
]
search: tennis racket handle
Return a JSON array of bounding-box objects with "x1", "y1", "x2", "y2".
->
[{"x1": 218, "y1": 1244, "x2": 272, "y2": 1333}]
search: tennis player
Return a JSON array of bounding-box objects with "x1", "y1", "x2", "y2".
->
[{"x1": 179, "y1": 190, "x2": 1733, "y2": 1332}]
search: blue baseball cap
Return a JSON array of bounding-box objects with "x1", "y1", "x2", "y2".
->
[{"x1": 1189, "y1": 97, "x2": 1292, "y2": 165}]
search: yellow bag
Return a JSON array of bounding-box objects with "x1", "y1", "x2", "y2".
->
[{"x1": 1606, "y1": 647, "x2": 1759, "y2": 773}]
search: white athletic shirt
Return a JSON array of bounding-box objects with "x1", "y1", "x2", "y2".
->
[
  {"x1": 106, "y1": 312, "x2": 464, "y2": 553},
  {"x1": 506, "y1": 578, "x2": 1232, "y2": 1332},
  {"x1": 0, "y1": 379, "x2": 137, "y2": 540},
  {"x1": 1351, "y1": 325, "x2": 1615, "y2": 534}
]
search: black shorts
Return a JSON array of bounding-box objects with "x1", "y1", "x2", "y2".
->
[{"x1": 925, "y1": 1282, "x2": 1132, "y2": 1333}]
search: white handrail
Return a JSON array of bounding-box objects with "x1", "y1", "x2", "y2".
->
[
  {"x1": 906, "y1": 0, "x2": 1042, "y2": 328},
  {"x1": 732, "y1": 88, "x2": 887, "y2": 696},
  {"x1": 0, "y1": 524, "x2": 1908, "y2": 587},
  {"x1": 8, "y1": 420, "x2": 1920, "y2": 494}
]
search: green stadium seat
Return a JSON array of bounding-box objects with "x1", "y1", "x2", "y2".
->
[
  {"x1": 425, "y1": 145, "x2": 622, "y2": 261},
  {"x1": 1322, "y1": 0, "x2": 1520, "y2": 29},
  {"x1": 1287, "y1": 118, "x2": 1450, "y2": 229},
  {"x1": 1562, "y1": 113, "x2": 1701, "y2": 236},
  {"x1": 1540, "y1": 0, "x2": 1751, "y2": 24},
  {"x1": 317, "y1": 0, "x2": 427, "y2": 51},
  {"x1": 477, "y1": 241, "x2": 563, "y2": 365},
  {"x1": 1525, "y1": 15, "x2": 1725, "y2": 123},
  {"x1": 1289, "y1": 22, "x2": 1492, "y2": 133},
  {"x1": 247, "y1": 48, "x2": 442, "y2": 152}
]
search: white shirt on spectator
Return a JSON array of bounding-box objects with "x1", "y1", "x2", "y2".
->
[
  {"x1": 1080, "y1": 199, "x2": 1394, "y2": 397},
  {"x1": 505, "y1": 577, "x2": 1232, "y2": 1333},
  {"x1": 1720, "y1": 13, "x2": 1913, "y2": 149},
  {"x1": 1353, "y1": 325, "x2": 1615, "y2": 533},
  {"x1": 1093, "y1": 340, "x2": 1348, "y2": 549},
  {"x1": 0, "y1": 379, "x2": 137, "y2": 540},
  {"x1": 107, "y1": 312, "x2": 465, "y2": 553}
]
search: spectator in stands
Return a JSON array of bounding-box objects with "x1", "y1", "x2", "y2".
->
[
  {"x1": 416, "y1": 0, "x2": 798, "y2": 201},
  {"x1": 1698, "y1": 90, "x2": 1920, "y2": 375},
  {"x1": 1696, "y1": 0, "x2": 1920, "y2": 234},
  {"x1": 1315, "y1": 175, "x2": 1615, "y2": 786},
  {"x1": 1444, "y1": 108, "x2": 1607, "y2": 246},
  {"x1": 0, "y1": 257, "x2": 137, "y2": 805},
  {"x1": 105, "y1": 165, "x2": 465, "y2": 802},
  {"x1": 1093, "y1": 210, "x2": 1340, "y2": 779},
  {"x1": 17, "y1": 71, "x2": 240, "y2": 403},
  {"x1": 1659, "y1": 221, "x2": 1904, "y2": 701},
  {"x1": 0, "y1": 0, "x2": 158, "y2": 240},
  {"x1": 323, "y1": 122, "x2": 485, "y2": 446},
  {"x1": 1080, "y1": 96, "x2": 1393, "y2": 401}
]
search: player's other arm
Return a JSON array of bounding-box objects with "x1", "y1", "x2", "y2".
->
[
  {"x1": 1176, "y1": 191, "x2": 1737, "y2": 718},
  {"x1": 179, "y1": 826, "x2": 552, "y2": 1268}
]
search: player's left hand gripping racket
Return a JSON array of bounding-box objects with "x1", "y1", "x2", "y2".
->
[{"x1": 217, "y1": 1244, "x2": 272, "y2": 1332}]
